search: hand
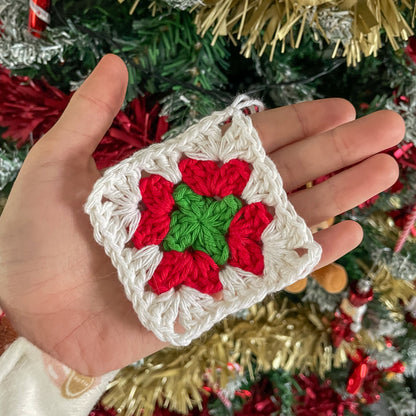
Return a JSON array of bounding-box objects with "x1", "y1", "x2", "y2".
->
[{"x1": 0, "y1": 55, "x2": 404, "y2": 376}]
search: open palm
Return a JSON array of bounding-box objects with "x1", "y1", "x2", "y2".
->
[{"x1": 0, "y1": 55, "x2": 404, "y2": 376}]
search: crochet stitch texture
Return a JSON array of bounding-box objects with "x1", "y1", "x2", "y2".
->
[{"x1": 85, "y1": 95, "x2": 322, "y2": 346}]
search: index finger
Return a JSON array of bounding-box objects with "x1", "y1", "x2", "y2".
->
[{"x1": 250, "y1": 98, "x2": 356, "y2": 153}]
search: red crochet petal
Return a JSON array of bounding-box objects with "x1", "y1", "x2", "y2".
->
[
  {"x1": 227, "y1": 202, "x2": 273, "y2": 275},
  {"x1": 179, "y1": 158, "x2": 218, "y2": 196},
  {"x1": 179, "y1": 158, "x2": 251, "y2": 197},
  {"x1": 229, "y1": 202, "x2": 273, "y2": 240},
  {"x1": 133, "y1": 174, "x2": 174, "y2": 250},
  {"x1": 182, "y1": 251, "x2": 222, "y2": 294},
  {"x1": 215, "y1": 159, "x2": 251, "y2": 198},
  {"x1": 228, "y1": 241, "x2": 265, "y2": 275},
  {"x1": 139, "y1": 174, "x2": 175, "y2": 214},
  {"x1": 148, "y1": 250, "x2": 222, "y2": 295},
  {"x1": 132, "y1": 210, "x2": 171, "y2": 250}
]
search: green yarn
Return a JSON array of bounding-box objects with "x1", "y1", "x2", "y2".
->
[{"x1": 163, "y1": 183, "x2": 242, "y2": 265}]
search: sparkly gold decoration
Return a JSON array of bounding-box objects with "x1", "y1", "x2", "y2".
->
[
  {"x1": 345, "y1": 328, "x2": 390, "y2": 354},
  {"x1": 371, "y1": 263, "x2": 416, "y2": 313},
  {"x1": 366, "y1": 211, "x2": 416, "y2": 247},
  {"x1": 193, "y1": 0, "x2": 414, "y2": 66},
  {"x1": 101, "y1": 296, "x2": 344, "y2": 415}
]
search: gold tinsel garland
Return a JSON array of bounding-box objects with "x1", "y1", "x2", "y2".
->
[
  {"x1": 193, "y1": 0, "x2": 414, "y2": 65},
  {"x1": 372, "y1": 262, "x2": 416, "y2": 313},
  {"x1": 366, "y1": 210, "x2": 416, "y2": 248},
  {"x1": 102, "y1": 296, "x2": 345, "y2": 415},
  {"x1": 119, "y1": 0, "x2": 414, "y2": 65}
]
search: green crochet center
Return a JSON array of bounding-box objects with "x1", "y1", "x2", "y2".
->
[{"x1": 163, "y1": 183, "x2": 242, "y2": 265}]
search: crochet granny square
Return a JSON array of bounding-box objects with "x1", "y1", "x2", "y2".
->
[{"x1": 85, "y1": 96, "x2": 322, "y2": 346}]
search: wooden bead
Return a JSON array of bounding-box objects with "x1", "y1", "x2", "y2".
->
[
  {"x1": 311, "y1": 263, "x2": 348, "y2": 293},
  {"x1": 285, "y1": 277, "x2": 308, "y2": 293}
]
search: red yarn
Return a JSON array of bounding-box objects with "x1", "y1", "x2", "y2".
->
[
  {"x1": 140, "y1": 175, "x2": 175, "y2": 213},
  {"x1": 134, "y1": 164, "x2": 271, "y2": 296},
  {"x1": 148, "y1": 250, "x2": 222, "y2": 294},
  {"x1": 227, "y1": 203, "x2": 273, "y2": 275},
  {"x1": 133, "y1": 175, "x2": 175, "y2": 249},
  {"x1": 179, "y1": 158, "x2": 251, "y2": 198},
  {"x1": 133, "y1": 210, "x2": 172, "y2": 249}
]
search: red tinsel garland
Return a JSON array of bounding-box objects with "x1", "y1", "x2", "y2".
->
[
  {"x1": 295, "y1": 374, "x2": 359, "y2": 416},
  {"x1": 405, "y1": 36, "x2": 416, "y2": 64},
  {"x1": 235, "y1": 378, "x2": 280, "y2": 415},
  {"x1": 89, "y1": 403, "x2": 118, "y2": 416},
  {"x1": 0, "y1": 65, "x2": 169, "y2": 170},
  {"x1": 90, "y1": 397, "x2": 211, "y2": 416},
  {"x1": 92, "y1": 96, "x2": 169, "y2": 170},
  {"x1": 0, "y1": 66, "x2": 69, "y2": 146},
  {"x1": 232, "y1": 374, "x2": 361, "y2": 416}
]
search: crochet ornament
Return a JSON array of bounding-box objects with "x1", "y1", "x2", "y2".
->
[{"x1": 85, "y1": 96, "x2": 322, "y2": 345}]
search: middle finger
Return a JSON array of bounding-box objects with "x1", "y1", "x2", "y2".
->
[{"x1": 270, "y1": 110, "x2": 404, "y2": 192}]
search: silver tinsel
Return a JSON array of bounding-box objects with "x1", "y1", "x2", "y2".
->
[
  {"x1": 370, "y1": 392, "x2": 416, "y2": 416},
  {"x1": 371, "y1": 347, "x2": 403, "y2": 370},
  {"x1": 385, "y1": 77, "x2": 416, "y2": 145},
  {"x1": 249, "y1": 53, "x2": 316, "y2": 107},
  {"x1": 373, "y1": 319, "x2": 407, "y2": 339},
  {"x1": 385, "y1": 388, "x2": 416, "y2": 416},
  {"x1": 161, "y1": 0, "x2": 202, "y2": 10},
  {"x1": 404, "y1": 341, "x2": 416, "y2": 377},
  {"x1": 387, "y1": 392, "x2": 416, "y2": 416},
  {"x1": 0, "y1": 0, "x2": 87, "y2": 69},
  {"x1": 387, "y1": 254, "x2": 416, "y2": 281},
  {"x1": 357, "y1": 277, "x2": 372, "y2": 294},
  {"x1": 301, "y1": 278, "x2": 345, "y2": 312},
  {"x1": 218, "y1": 374, "x2": 247, "y2": 401},
  {"x1": 309, "y1": 7, "x2": 353, "y2": 47},
  {"x1": 371, "y1": 249, "x2": 416, "y2": 281},
  {"x1": 267, "y1": 65, "x2": 315, "y2": 107},
  {"x1": 368, "y1": 397, "x2": 392, "y2": 416},
  {"x1": 0, "y1": 149, "x2": 23, "y2": 191}
]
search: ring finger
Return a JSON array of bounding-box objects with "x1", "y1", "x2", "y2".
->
[{"x1": 289, "y1": 153, "x2": 399, "y2": 227}]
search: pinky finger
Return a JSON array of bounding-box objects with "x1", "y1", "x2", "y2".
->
[{"x1": 313, "y1": 220, "x2": 363, "y2": 270}]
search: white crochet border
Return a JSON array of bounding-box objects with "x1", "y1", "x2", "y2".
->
[{"x1": 85, "y1": 95, "x2": 322, "y2": 346}]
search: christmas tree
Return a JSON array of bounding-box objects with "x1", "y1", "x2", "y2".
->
[{"x1": 1, "y1": 0, "x2": 416, "y2": 415}]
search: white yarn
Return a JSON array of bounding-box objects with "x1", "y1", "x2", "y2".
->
[{"x1": 85, "y1": 95, "x2": 322, "y2": 346}]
